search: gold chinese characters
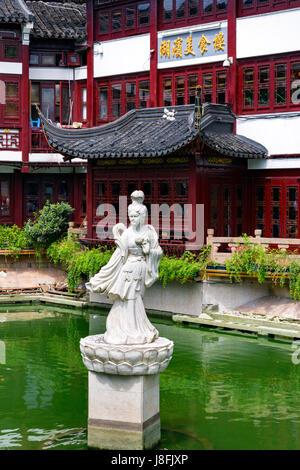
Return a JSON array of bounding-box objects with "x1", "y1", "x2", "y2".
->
[{"x1": 160, "y1": 32, "x2": 226, "y2": 59}]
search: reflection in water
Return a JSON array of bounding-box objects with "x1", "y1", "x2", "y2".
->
[
  {"x1": 22, "y1": 362, "x2": 55, "y2": 410},
  {"x1": 157, "y1": 324, "x2": 300, "y2": 450},
  {"x1": 0, "y1": 307, "x2": 300, "y2": 449}
]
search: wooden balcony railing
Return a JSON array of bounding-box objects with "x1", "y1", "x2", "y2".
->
[{"x1": 31, "y1": 129, "x2": 55, "y2": 153}]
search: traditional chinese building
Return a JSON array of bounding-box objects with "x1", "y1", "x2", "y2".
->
[
  {"x1": 2, "y1": 0, "x2": 300, "y2": 247},
  {"x1": 39, "y1": 90, "x2": 267, "y2": 252},
  {"x1": 81, "y1": 0, "x2": 300, "y2": 241},
  {"x1": 0, "y1": 0, "x2": 87, "y2": 226}
]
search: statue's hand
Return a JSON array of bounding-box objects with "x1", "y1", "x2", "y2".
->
[
  {"x1": 142, "y1": 238, "x2": 150, "y2": 255},
  {"x1": 135, "y1": 236, "x2": 144, "y2": 246}
]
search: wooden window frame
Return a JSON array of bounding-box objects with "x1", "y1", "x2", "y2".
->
[
  {"x1": 92, "y1": 166, "x2": 190, "y2": 242},
  {"x1": 23, "y1": 176, "x2": 73, "y2": 220},
  {"x1": 159, "y1": 64, "x2": 227, "y2": 107},
  {"x1": 96, "y1": 75, "x2": 150, "y2": 124},
  {"x1": 29, "y1": 51, "x2": 71, "y2": 67},
  {"x1": 254, "y1": 177, "x2": 300, "y2": 239},
  {"x1": 238, "y1": 0, "x2": 300, "y2": 17},
  {"x1": 0, "y1": 38, "x2": 21, "y2": 62},
  {"x1": 31, "y1": 81, "x2": 71, "y2": 124},
  {"x1": 159, "y1": 0, "x2": 227, "y2": 31},
  {"x1": 0, "y1": 75, "x2": 21, "y2": 125},
  {"x1": 80, "y1": 84, "x2": 88, "y2": 123},
  {"x1": 95, "y1": 1, "x2": 151, "y2": 41},
  {"x1": 0, "y1": 177, "x2": 11, "y2": 220},
  {"x1": 239, "y1": 54, "x2": 300, "y2": 114}
]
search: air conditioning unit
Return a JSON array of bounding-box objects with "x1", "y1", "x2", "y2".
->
[{"x1": 66, "y1": 53, "x2": 80, "y2": 66}]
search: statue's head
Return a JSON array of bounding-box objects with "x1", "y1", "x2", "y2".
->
[{"x1": 128, "y1": 190, "x2": 147, "y2": 227}]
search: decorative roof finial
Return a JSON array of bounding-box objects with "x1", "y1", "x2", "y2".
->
[{"x1": 194, "y1": 86, "x2": 202, "y2": 131}]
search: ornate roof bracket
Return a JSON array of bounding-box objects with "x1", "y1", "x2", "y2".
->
[{"x1": 193, "y1": 86, "x2": 203, "y2": 133}]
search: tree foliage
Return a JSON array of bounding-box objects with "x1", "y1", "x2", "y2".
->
[{"x1": 24, "y1": 201, "x2": 74, "y2": 248}]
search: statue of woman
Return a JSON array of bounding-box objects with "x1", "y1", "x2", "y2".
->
[{"x1": 86, "y1": 191, "x2": 162, "y2": 345}]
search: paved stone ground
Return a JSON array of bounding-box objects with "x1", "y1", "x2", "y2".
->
[
  {"x1": 234, "y1": 296, "x2": 300, "y2": 320},
  {"x1": 0, "y1": 267, "x2": 67, "y2": 289}
]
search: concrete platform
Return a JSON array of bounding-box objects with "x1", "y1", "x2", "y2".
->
[
  {"x1": 233, "y1": 295, "x2": 300, "y2": 320},
  {"x1": 0, "y1": 266, "x2": 66, "y2": 289}
]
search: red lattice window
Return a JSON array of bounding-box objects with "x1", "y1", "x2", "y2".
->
[
  {"x1": 239, "y1": 55, "x2": 300, "y2": 113},
  {"x1": 97, "y1": 76, "x2": 150, "y2": 123},
  {"x1": 95, "y1": 2, "x2": 150, "y2": 40},
  {"x1": 160, "y1": 0, "x2": 227, "y2": 29},
  {"x1": 160, "y1": 65, "x2": 226, "y2": 107},
  {"x1": 238, "y1": 0, "x2": 300, "y2": 17},
  {"x1": 0, "y1": 179, "x2": 10, "y2": 217},
  {"x1": 4, "y1": 82, "x2": 19, "y2": 119}
]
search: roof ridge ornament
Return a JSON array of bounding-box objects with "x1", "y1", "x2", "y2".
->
[
  {"x1": 193, "y1": 86, "x2": 203, "y2": 132},
  {"x1": 162, "y1": 108, "x2": 176, "y2": 121}
]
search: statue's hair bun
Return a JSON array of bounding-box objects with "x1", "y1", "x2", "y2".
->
[{"x1": 130, "y1": 190, "x2": 145, "y2": 204}]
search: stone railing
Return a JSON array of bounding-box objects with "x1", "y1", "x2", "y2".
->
[
  {"x1": 207, "y1": 229, "x2": 300, "y2": 264},
  {"x1": 68, "y1": 220, "x2": 88, "y2": 240}
]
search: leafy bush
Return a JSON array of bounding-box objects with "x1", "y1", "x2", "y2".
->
[
  {"x1": 46, "y1": 237, "x2": 211, "y2": 292},
  {"x1": 225, "y1": 234, "x2": 300, "y2": 301},
  {"x1": 67, "y1": 246, "x2": 115, "y2": 292},
  {"x1": 46, "y1": 236, "x2": 81, "y2": 268},
  {"x1": 0, "y1": 225, "x2": 31, "y2": 252},
  {"x1": 24, "y1": 201, "x2": 74, "y2": 248},
  {"x1": 158, "y1": 246, "x2": 211, "y2": 287}
]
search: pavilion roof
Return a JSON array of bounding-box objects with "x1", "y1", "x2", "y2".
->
[
  {"x1": 25, "y1": 1, "x2": 86, "y2": 39},
  {"x1": 0, "y1": 0, "x2": 86, "y2": 41},
  {"x1": 0, "y1": 0, "x2": 33, "y2": 24},
  {"x1": 38, "y1": 101, "x2": 268, "y2": 161}
]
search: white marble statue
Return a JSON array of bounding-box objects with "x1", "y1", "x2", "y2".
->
[{"x1": 86, "y1": 190, "x2": 162, "y2": 345}]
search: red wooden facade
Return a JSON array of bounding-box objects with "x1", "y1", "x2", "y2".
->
[{"x1": 1, "y1": 0, "x2": 300, "y2": 248}]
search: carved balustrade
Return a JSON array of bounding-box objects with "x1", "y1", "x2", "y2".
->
[{"x1": 207, "y1": 228, "x2": 300, "y2": 264}]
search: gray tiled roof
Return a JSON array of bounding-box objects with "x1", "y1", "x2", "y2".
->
[
  {"x1": 0, "y1": 0, "x2": 33, "y2": 24},
  {"x1": 38, "y1": 103, "x2": 268, "y2": 160},
  {"x1": 26, "y1": 1, "x2": 86, "y2": 39}
]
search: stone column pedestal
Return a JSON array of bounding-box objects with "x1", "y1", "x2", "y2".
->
[{"x1": 80, "y1": 334, "x2": 174, "y2": 450}]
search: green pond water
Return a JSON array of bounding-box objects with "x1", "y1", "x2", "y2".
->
[{"x1": 1, "y1": 305, "x2": 300, "y2": 450}]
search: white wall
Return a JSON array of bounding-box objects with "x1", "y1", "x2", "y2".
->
[
  {"x1": 28, "y1": 153, "x2": 86, "y2": 164},
  {"x1": 0, "y1": 151, "x2": 22, "y2": 162},
  {"x1": 75, "y1": 66, "x2": 87, "y2": 81},
  {"x1": 236, "y1": 113, "x2": 300, "y2": 156},
  {"x1": 248, "y1": 157, "x2": 300, "y2": 170},
  {"x1": 29, "y1": 67, "x2": 75, "y2": 81},
  {"x1": 94, "y1": 34, "x2": 150, "y2": 78},
  {"x1": 0, "y1": 62, "x2": 22, "y2": 74},
  {"x1": 237, "y1": 8, "x2": 300, "y2": 59}
]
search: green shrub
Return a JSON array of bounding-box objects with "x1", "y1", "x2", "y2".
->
[
  {"x1": 0, "y1": 225, "x2": 31, "y2": 252},
  {"x1": 46, "y1": 237, "x2": 211, "y2": 292},
  {"x1": 158, "y1": 246, "x2": 211, "y2": 287},
  {"x1": 67, "y1": 246, "x2": 114, "y2": 291},
  {"x1": 24, "y1": 201, "x2": 74, "y2": 249},
  {"x1": 46, "y1": 236, "x2": 81, "y2": 268},
  {"x1": 225, "y1": 234, "x2": 300, "y2": 301}
]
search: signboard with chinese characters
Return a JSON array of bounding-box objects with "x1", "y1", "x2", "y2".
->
[{"x1": 158, "y1": 22, "x2": 227, "y2": 68}]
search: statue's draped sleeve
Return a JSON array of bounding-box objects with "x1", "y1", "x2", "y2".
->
[
  {"x1": 144, "y1": 225, "x2": 163, "y2": 288},
  {"x1": 85, "y1": 223, "x2": 127, "y2": 297}
]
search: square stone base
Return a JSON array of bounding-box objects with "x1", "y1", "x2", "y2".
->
[
  {"x1": 87, "y1": 371, "x2": 160, "y2": 450},
  {"x1": 88, "y1": 418, "x2": 160, "y2": 450}
]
